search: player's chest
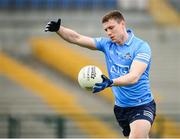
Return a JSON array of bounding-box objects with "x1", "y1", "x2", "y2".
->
[{"x1": 108, "y1": 46, "x2": 134, "y2": 66}]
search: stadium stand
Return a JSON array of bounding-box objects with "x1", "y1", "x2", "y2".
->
[
  {"x1": 0, "y1": 52, "x2": 121, "y2": 138},
  {"x1": 149, "y1": 0, "x2": 180, "y2": 26},
  {"x1": 168, "y1": 0, "x2": 180, "y2": 12},
  {"x1": 0, "y1": 0, "x2": 118, "y2": 10},
  {"x1": 30, "y1": 37, "x2": 114, "y2": 104},
  {"x1": 0, "y1": 0, "x2": 180, "y2": 137}
]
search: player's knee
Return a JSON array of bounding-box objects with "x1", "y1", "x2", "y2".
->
[
  {"x1": 129, "y1": 130, "x2": 148, "y2": 138},
  {"x1": 129, "y1": 133, "x2": 147, "y2": 138}
]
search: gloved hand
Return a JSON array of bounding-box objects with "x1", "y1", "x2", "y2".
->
[
  {"x1": 93, "y1": 75, "x2": 113, "y2": 93},
  {"x1": 45, "y1": 18, "x2": 61, "y2": 32}
]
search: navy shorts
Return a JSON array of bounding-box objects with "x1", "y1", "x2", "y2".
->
[{"x1": 114, "y1": 100, "x2": 156, "y2": 137}]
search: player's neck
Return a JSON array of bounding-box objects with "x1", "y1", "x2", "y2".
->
[
  {"x1": 117, "y1": 31, "x2": 128, "y2": 45},
  {"x1": 123, "y1": 31, "x2": 129, "y2": 44}
]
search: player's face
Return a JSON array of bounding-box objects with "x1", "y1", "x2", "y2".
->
[{"x1": 103, "y1": 19, "x2": 126, "y2": 45}]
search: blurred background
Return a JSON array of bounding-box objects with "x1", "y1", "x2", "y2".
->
[{"x1": 0, "y1": 0, "x2": 180, "y2": 138}]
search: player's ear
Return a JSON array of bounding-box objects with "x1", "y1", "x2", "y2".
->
[{"x1": 121, "y1": 20, "x2": 125, "y2": 26}]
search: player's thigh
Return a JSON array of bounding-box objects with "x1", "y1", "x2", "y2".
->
[{"x1": 129, "y1": 119, "x2": 151, "y2": 138}]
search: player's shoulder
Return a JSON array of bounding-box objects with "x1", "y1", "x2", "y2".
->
[
  {"x1": 133, "y1": 36, "x2": 150, "y2": 51},
  {"x1": 94, "y1": 37, "x2": 113, "y2": 51},
  {"x1": 95, "y1": 37, "x2": 112, "y2": 44}
]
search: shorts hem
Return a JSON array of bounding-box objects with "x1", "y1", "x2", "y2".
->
[{"x1": 129, "y1": 116, "x2": 153, "y2": 125}]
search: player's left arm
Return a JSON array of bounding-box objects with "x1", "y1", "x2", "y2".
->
[
  {"x1": 113, "y1": 42, "x2": 151, "y2": 86},
  {"x1": 112, "y1": 61, "x2": 147, "y2": 86},
  {"x1": 93, "y1": 61, "x2": 147, "y2": 93}
]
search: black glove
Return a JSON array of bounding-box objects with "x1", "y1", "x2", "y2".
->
[
  {"x1": 45, "y1": 18, "x2": 61, "y2": 32},
  {"x1": 93, "y1": 75, "x2": 113, "y2": 93}
]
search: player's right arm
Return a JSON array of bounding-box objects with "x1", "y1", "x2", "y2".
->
[
  {"x1": 57, "y1": 26, "x2": 96, "y2": 50},
  {"x1": 45, "y1": 18, "x2": 97, "y2": 50}
]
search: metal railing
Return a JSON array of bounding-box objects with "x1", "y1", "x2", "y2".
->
[
  {"x1": 0, "y1": 114, "x2": 180, "y2": 138},
  {"x1": 0, "y1": 114, "x2": 65, "y2": 138}
]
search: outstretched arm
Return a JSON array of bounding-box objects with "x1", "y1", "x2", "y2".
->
[
  {"x1": 45, "y1": 19, "x2": 97, "y2": 50},
  {"x1": 57, "y1": 26, "x2": 96, "y2": 50}
]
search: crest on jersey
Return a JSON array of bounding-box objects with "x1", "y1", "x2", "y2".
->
[{"x1": 124, "y1": 52, "x2": 132, "y2": 60}]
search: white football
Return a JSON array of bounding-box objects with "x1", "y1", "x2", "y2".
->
[{"x1": 78, "y1": 65, "x2": 103, "y2": 91}]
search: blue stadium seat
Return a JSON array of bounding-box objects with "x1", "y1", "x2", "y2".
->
[
  {"x1": 0, "y1": 0, "x2": 10, "y2": 9},
  {"x1": 0, "y1": 0, "x2": 118, "y2": 10},
  {"x1": 102, "y1": 0, "x2": 117, "y2": 9},
  {"x1": 31, "y1": 0, "x2": 44, "y2": 9},
  {"x1": 15, "y1": 0, "x2": 27, "y2": 9},
  {"x1": 46, "y1": 0, "x2": 53, "y2": 9}
]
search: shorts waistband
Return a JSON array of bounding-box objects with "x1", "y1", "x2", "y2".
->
[{"x1": 115, "y1": 100, "x2": 155, "y2": 110}]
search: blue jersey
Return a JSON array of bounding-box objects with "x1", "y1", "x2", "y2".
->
[{"x1": 94, "y1": 29, "x2": 154, "y2": 107}]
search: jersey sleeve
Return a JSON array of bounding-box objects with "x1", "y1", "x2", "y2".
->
[
  {"x1": 94, "y1": 37, "x2": 108, "y2": 52},
  {"x1": 133, "y1": 42, "x2": 151, "y2": 64}
]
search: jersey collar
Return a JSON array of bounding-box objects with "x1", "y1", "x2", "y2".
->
[{"x1": 124, "y1": 29, "x2": 134, "y2": 46}]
